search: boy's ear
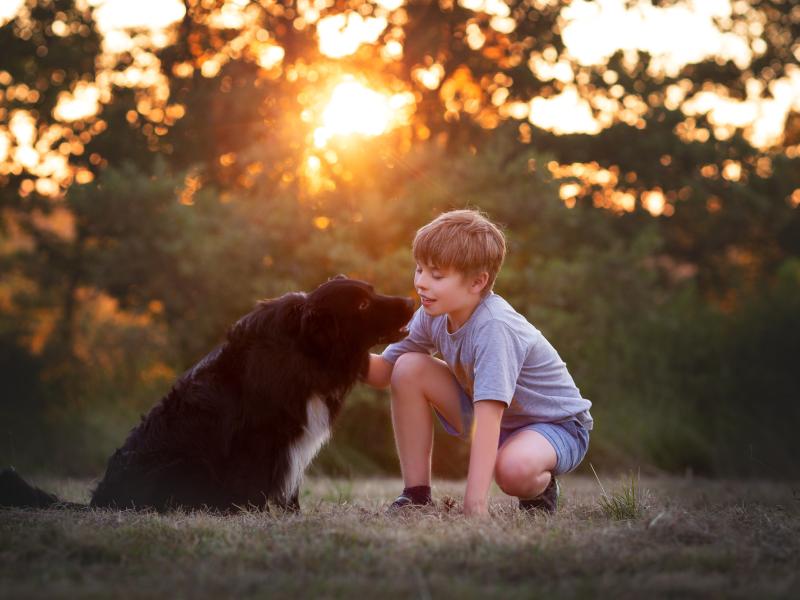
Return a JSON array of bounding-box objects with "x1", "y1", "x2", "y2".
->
[{"x1": 470, "y1": 271, "x2": 490, "y2": 294}]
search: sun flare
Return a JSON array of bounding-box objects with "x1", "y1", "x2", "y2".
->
[{"x1": 313, "y1": 79, "x2": 414, "y2": 148}]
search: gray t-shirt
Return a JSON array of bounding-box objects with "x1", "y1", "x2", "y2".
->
[{"x1": 382, "y1": 292, "x2": 593, "y2": 431}]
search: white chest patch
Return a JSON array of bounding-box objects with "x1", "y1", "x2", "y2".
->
[{"x1": 283, "y1": 396, "x2": 331, "y2": 501}]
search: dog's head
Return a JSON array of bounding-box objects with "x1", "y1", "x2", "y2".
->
[{"x1": 299, "y1": 275, "x2": 414, "y2": 355}]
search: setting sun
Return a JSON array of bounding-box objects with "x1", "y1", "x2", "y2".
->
[{"x1": 313, "y1": 79, "x2": 414, "y2": 148}]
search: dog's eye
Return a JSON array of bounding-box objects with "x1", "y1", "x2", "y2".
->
[{"x1": 358, "y1": 299, "x2": 370, "y2": 311}]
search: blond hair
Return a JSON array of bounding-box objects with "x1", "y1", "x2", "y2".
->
[{"x1": 413, "y1": 209, "x2": 506, "y2": 293}]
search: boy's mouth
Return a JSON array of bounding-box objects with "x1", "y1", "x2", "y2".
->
[{"x1": 419, "y1": 294, "x2": 436, "y2": 307}]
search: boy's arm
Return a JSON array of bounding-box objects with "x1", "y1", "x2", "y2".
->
[
  {"x1": 463, "y1": 399, "x2": 505, "y2": 517},
  {"x1": 363, "y1": 353, "x2": 394, "y2": 389}
]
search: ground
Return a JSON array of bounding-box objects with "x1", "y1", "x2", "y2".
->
[{"x1": 0, "y1": 475, "x2": 798, "y2": 599}]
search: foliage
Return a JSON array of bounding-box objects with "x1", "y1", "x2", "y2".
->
[{"x1": 0, "y1": 2, "x2": 799, "y2": 478}]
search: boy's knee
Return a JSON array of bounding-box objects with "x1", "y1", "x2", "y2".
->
[
  {"x1": 495, "y1": 455, "x2": 546, "y2": 497},
  {"x1": 391, "y1": 353, "x2": 431, "y2": 387}
]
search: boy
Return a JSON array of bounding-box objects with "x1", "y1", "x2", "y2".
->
[{"x1": 363, "y1": 209, "x2": 592, "y2": 518}]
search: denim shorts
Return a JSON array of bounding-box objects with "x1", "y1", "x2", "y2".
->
[{"x1": 433, "y1": 386, "x2": 590, "y2": 476}]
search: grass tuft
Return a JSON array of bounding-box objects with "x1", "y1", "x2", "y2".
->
[{"x1": 590, "y1": 464, "x2": 648, "y2": 520}]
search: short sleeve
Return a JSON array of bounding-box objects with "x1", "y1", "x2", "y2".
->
[
  {"x1": 472, "y1": 320, "x2": 526, "y2": 406},
  {"x1": 381, "y1": 307, "x2": 435, "y2": 364}
]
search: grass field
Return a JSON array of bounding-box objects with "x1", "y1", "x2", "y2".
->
[{"x1": 1, "y1": 474, "x2": 798, "y2": 599}]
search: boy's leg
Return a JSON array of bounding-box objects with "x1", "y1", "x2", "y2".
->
[
  {"x1": 390, "y1": 352, "x2": 465, "y2": 488},
  {"x1": 494, "y1": 430, "x2": 558, "y2": 500}
]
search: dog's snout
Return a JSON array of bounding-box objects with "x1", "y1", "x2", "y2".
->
[{"x1": 376, "y1": 294, "x2": 415, "y2": 313}]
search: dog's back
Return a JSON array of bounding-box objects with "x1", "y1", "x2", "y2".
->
[{"x1": 90, "y1": 343, "x2": 278, "y2": 511}]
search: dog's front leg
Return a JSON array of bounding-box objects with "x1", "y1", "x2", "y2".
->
[{"x1": 286, "y1": 489, "x2": 300, "y2": 512}]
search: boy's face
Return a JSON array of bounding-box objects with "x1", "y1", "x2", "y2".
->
[{"x1": 414, "y1": 263, "x2": 487, "y2": 321}]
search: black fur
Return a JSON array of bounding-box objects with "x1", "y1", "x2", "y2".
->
[{"x1": 1, "y1": 277, "x2": 413, "y2": 512}]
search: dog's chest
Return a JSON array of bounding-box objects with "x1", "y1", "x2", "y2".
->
[{"x1": 283, "y1": 396, "x2": 331, "y2": 498}]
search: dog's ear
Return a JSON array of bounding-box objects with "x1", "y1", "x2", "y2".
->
[{"x1": 300, "y1": 305, "x2": 339, "y2": 354}]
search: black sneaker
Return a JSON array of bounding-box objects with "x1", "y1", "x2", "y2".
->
[
  {"x1": 519, "y1": 475, "x2": 559, "y2": 514},
  {"x1": 387, "y1": 493, "x2": 433, "y2": 512}
]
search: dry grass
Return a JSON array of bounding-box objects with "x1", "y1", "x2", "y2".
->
[{"x1": 1, "y1": 475, "x2": 798, "y2": 599}]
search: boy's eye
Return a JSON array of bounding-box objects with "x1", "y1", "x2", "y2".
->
[{"x1": 414, "y1": 266, "x2": 443, "y2": 280}]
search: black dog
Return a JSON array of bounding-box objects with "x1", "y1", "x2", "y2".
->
[{"x1": 0, "y1": 276, "x2": 413, "y2": 512}]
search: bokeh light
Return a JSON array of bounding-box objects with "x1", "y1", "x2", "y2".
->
[
  {"x1": 313, "y1": 79, "x2": 414, "y2": 148},
  {"x1": 317, "y1": 12, "x2": 388, "y2": 59}
]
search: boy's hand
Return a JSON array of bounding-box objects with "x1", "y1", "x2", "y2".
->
[{"x1": 463, "y1": 497, "x2": 490, "y2": 518}]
